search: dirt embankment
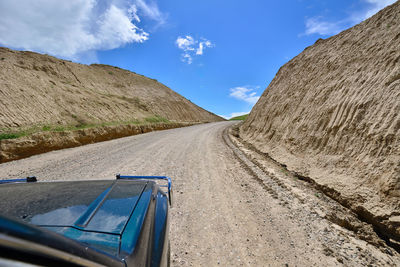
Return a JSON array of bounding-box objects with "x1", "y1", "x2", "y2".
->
[
  {"x1": 240, "y1": 2, "x2": 399, "y2": 247},
  {"x1": 0, "y1": 47, "x2": 223, "y2": 161},
  {"x1": 0, "y1": 47, "x2": 222, "y2": 128},
  {"x1": 0, "y1": 122, "x2": 197, "y2": 163}
]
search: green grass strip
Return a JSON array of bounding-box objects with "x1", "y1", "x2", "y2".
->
[{"x1": 0, "y1": 116, "x2": 170, "y2": 140}]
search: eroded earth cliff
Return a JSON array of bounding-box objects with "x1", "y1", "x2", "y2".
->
[{"x1": 241, "y1": 2, "x2": 399, "y2": 246}]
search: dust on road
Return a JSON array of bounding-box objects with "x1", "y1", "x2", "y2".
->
[{"x1": 0, "y1": 122, "x2": 398, "y2": 266}]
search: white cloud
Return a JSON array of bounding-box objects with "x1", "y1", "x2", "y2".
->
[
  {"x1": 182, "y1": 53, "x2": 193, "y2": 65},
  {"x1": 230, "y1": 111, "x2": 249, "y2": 119},
  {"x1": 218, "y1": 111, "x2": 250, "y2": 120},
  {"x1": 0, "y1": 0, "x2": 164, "y2": 61},
  {"x1": 196, "y1": 40, "x2": 213, "y2": 55},
  {"x1": 134, "y1": 0, "x2": 166, "y2": 26},
  {"x1": 305, "y1": 17, "x2": 344, "y2": 36},
  {"x1": 175, "y1": 35, "x2": 214, "y2": 64},
  {"x1": 176, "y1": 36, "x2": 195, "y2": 51},
  {"x1": 128, "y1": 5, "x2": 141, "y2": 22},
  {"x1": 97, "y1": 5, "x2": 149, "y2": 48},
  {"x1": 217, "y1": 114, "x2": 230, "y2": 120},
  {"x1": 304, "y1": 0, "x2": 396, "y2": 36},
  {"x1": 229, "y1": 86, "x2": 260, "y2": 105}
]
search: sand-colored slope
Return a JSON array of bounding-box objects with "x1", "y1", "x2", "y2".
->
[
  {"x1": 241, "y1": 2, "x2": 399, "y2": 244},
  {"x1": 0, "y1": 47, "x2": 222, "y2": 130}
]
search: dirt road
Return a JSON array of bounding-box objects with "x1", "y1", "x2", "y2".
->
[{"x1": 0, "y1": 122, "x2": 398, "y2": 266}]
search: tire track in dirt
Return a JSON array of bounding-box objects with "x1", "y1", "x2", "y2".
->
[{"x1": 0, "y1": 122, "x2": 398, "y2": 266}]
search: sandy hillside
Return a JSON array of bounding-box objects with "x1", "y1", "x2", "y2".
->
[
  {"x1": 241, "y1": 1, "x2": 399, "y2": 246},
  {"x1": 0, "y1": 47, "x2": 222, "y2": 130}
]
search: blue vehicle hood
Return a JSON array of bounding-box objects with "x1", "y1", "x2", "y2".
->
[{"x1": 0, "y1": 180, "x2": 152, "y2": 256}]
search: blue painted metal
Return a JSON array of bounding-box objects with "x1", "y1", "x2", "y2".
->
[
  {"x1": 44, "y1": 226, "x2": 121, "y2": 256},
  {"x1": 116, "y1": 174, "x2": 172, "y2": 205},
  {"x1": 0, "y1": 176, "x2": 36, "y2": 184},
  {"x1": 74, "y1": 184, "x2": 115, "y2": 228},
  {"x1": 120, "y1": 186, "x2": 152, "y2": 256},
  {"x1": 0, "y1": 177, "x2": 172, "y2": 266},
  {"x1": 0, "y1": 215, "x2": 125, "y2": 266},
  {"x1": 84, "y1": 182, "x2": 145, "y2": 234},
  {"x1": 151, "y1": 191, "x2": 168, "y2": 267}
]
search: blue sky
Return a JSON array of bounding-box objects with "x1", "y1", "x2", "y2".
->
[{"x1": 0, "y1": 0, "x2": 396, "y2": 119}]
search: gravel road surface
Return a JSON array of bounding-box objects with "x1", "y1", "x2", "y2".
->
[{"x1": 0, "y1": 122, "x2": 398, "y2": 266}]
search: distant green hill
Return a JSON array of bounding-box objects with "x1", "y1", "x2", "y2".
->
[{"x1": 229, "y1": 114, "x2": 248, "y2": 121}]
